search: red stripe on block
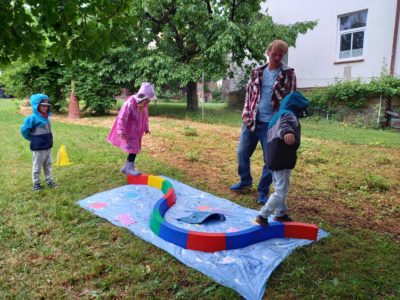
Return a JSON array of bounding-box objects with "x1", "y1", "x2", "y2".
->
[
  {"x1": 127, "y1": 174, "x2": 149, "y2": 185},
  {"x1": 165, "y1": 189, "x2": 176, "y2": 207},
  {"x1": 187, "y1": 231, "x2": 226, "y2": 252},
  {"x1": 284, "y1": 222, "x2": 318, "y2": 240}
]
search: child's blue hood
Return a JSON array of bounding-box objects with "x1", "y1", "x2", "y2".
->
[
  {"x1": 30, "y1": 94, "x2": 49, "y2": 115},
  {"x1": 21, "y1": 94, "x2": 52, "y2": 140},
  {"x1": 269, "y1": 92, "x2": 309, "y2": 128}
]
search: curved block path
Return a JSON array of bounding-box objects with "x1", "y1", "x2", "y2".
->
[{"x1": 128, "y1": 174, "x2": 318, "y2": 252}]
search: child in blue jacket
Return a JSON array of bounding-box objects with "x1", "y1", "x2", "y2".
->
[
  {"x1": 255, "y1": 91, "x2": 309, "y2": 226},
  {"x1": 21, "y1": 94, "x2": 58, "y2": 191}
]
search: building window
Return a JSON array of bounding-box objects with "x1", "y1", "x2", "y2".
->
[{"x1": 337, "y1": 10, "x2": 367, "y2": 60}]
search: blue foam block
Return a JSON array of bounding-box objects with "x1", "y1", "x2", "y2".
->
[{"x1": 159, "y1": 221, "x2": 190, "y2": 249}]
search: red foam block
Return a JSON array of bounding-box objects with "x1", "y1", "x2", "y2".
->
[
  {"x1": 284, "y1": 222, "x2": 318, "y2": 240},
  {"x1": 127, "y1": 174, "x2": 149, "y2": 185},
  {"x1": 164, "y1": 189, "x2": 176, "y2": 207},
  {"x1": 187, "y1": 231, "x2": 226, "y2": 252}
]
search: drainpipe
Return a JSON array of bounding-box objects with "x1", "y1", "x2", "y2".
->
[{"x1": 390, "y1": 0, "x2": 400, "y2": 75}]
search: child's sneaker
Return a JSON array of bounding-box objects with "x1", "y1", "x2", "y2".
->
[
  {"x1": 255, "y1": 215, "x2": 269, "y2": 227},
  {"x1": 33, "y1": 182, "x2": 43, "y2": 191},
  {"x1": 47, "y1": 181, "x2": 59, "y2": 189},
  {"x1": 273, "y1": 214, "x2": 293, "y2": 222}
]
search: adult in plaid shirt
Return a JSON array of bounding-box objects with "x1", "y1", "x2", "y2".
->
[{"x1": 230, "y1": 40, "x2": 297, "y2": 204}]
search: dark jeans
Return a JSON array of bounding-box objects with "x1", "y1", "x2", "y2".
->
[{"x1": 236, "y1": 122, "x2": 272, "y2": 195}]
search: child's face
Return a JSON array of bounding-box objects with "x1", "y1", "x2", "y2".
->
[
  {"x1": 38, "y1": 101, "x2": 49, "y2": 114},
  {"x1": 138, "y1": 98, "x2": 149, "y2": 111}
]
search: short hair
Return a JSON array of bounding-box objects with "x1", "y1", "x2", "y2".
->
[{"x1": 267, "y1": 40, "x2": 289, "y2": 54}]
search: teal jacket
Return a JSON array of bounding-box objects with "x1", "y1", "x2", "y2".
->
[
  {"x1": 267, "y1": 92, "x2": 309, "y2": 170},
  {"x1": 21, "y1": 94, "x2": 53, "y2": 150}
]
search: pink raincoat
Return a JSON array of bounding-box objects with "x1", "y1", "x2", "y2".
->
[{"x1": 107, "y1": 95, "x2": 149, "y2": 154}]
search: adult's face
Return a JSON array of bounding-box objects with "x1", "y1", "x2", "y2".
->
[{"x1": 267, "y1": 48, "x2": 284, "y2": 69}]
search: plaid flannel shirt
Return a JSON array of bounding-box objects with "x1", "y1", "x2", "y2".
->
[{"x1": 242, "y1": 63, "x2": 297, "y2": 131}]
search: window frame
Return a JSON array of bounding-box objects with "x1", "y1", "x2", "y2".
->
[{"x1": 335, "y1": 9, "x2": 368, "y2": 63}]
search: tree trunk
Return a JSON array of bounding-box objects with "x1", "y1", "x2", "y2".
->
[{"x1": 186, "y1": 81, "x2": 198, "y2": 112}]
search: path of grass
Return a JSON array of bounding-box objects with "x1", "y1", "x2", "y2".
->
[{"x1": 1, "y1": 100, "x2": 399, "y2": 299}]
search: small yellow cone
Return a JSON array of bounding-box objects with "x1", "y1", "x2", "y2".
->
[{"x1": 56, "y1": 144, "x2": 72, "y2": 166}]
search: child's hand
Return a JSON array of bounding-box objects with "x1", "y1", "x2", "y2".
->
[
  {"x1": 120, "y1": 133, "x2": 126, "y2": 140},
  {"x1": 284, "y1": 133, "x2": 295, "y2": 145}
]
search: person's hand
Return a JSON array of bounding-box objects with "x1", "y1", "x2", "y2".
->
[
  {"x1": 284, "y1": 133, "x2": 295, "y2": 145},
  {"x1": 120, "y1": 133, "x2": 126, "y2": 140},
  {"x1": 145, "y1": 130, "x2": 150, "y2": 135}
]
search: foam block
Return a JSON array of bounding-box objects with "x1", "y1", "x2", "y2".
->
[
  {"x1": 127, "y1": 174, "x2": 148, "y2": 185},
  {"x1": 226, "y1": 222, "x2": 285, "y2": 250},
  {"x1": 159, "y1": 222, "x2": 189, "y2": 249},
  {"x1": 164, "y1": 189, "x2": 176, "y2": 207},
  {"x1": 148, "y1": 175, "x2": 164, "y2": 190},
  {"x1": 187, "y1": 231, "x2": 226, "y2": 252},
  {"x1": 284, "y1": 222, "x2": 318, "y2": 240}
]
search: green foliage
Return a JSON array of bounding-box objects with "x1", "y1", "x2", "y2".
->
[
  {"x1": 113, "y1": 0, "x2": 316, "y2": 111},
  {"x1": 307, "y1": 76, "x2": 400, "y2": 122},
  {"x1": 0, "y1": 58, "x2": 120, "y2": 114},
  {"x1": 63, "y1": 60, "x2": 120, "y2": 115},
  {"x1": 0, "y1": 0, "x2": 132, "y2": 65},
  {"x1": 0, "y1": 2, "x2": 46, "y2": 65},
  {"x1": 0, "y1": 60, "x2": 66, "y2": 111},
  {"x1": 210, "y1": 88, "x2": 225, "y2": 102},
  {"x1": 2, "y1": 1, "x2": 317, "y2": 112}
]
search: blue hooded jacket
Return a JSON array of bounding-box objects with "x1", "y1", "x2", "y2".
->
[
  {"x1": 21, "y1": 94, "x2": 53, "y2": 151},
  {"x1": 267, "y1": 92, "x2": 309, "y2": 170}
]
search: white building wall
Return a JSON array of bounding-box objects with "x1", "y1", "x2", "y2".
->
[{"x1": 262, "y1": 0, "x2": 398, "y2": 88}]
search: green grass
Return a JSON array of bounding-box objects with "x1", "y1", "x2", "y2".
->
[
  {"x1": 149, "y1": 101, "x2": 242, "y2": 126},
  {"x1": 1, "y1": 99, "x2": 399, "y2": 299},
  {"x1": 147, "y1": 101, "x2": 400, "y2": 149}
]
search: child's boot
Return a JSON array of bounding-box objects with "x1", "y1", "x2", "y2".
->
[
  {"x1": 120, "y1": 161, "x2": 128, "y2": 174},
  {"x1": 126, "y1": 162, "x2": 141, "y2": 176},
  {"x1": 33, "y1": 182, "x2": 43, "y2": 191}
]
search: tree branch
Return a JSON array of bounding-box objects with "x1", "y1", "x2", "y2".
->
[
  {"x1": 230, "y1": 0, "x2": 246, "y2": 21},
  {"x1": 204, "y1": 0, "x2": 213, "y2": 15},
  {"x1": 144, "y1": 12, "x2": 164, "y2": 25},
  {"x1": 230, "y1": 0, "x2": 236, "y2": 21}
]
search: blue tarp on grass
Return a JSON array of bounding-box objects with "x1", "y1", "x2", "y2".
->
[{"x1": 78, "y1": 176, "x2": 328, "y2": 300}]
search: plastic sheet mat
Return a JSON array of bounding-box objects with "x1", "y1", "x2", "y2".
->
[{"x1": 78, "y1": 176, "x2": 328, "y2": 300}]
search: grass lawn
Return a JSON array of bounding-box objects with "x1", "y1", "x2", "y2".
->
[{"x1": 1, "y1": 99, "x2": 399, "y2": 299}]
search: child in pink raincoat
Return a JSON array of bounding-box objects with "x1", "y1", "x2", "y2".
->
[{"x1": 107, "y1": 82, "x2": 155, "y2": 176}]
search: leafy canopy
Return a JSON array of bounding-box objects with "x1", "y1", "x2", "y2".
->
[{"x1": 1, "y1": 1, "x2": 316, "y2": 112}]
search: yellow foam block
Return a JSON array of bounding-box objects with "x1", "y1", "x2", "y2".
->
[{"x1": 148, "y1": 175, "x2": 164, "y2": 190}]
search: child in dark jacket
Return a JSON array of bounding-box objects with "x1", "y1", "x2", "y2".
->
[
  {"x1": 21, "y1": 94, "x2": 58, "y2": 191},
  {"x1": 255, "y1": 91, "x2": 309, "y2": 226}
]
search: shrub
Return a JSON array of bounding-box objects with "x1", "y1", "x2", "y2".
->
[
  {"x1": 0, "y1": 60, "x2": 66, "y2": 112},
  {"x1": 63, "y1": 60, "x2": 120, "y2": 115},
  {"x1": 306, "y1": 76, "x2": 400, "y2": 121}
]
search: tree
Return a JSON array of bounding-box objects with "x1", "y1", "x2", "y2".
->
[
  {"x1": 1, "y1": 1, "x2": 316, "y2": 112},
  {"x1": 0, "y1": 0, "x2": 133, "y2": 115},
  {"x1": 124, "y1": 0, "x2": 316, "y2": 111},
  {"x1": 0, "y1": 1, "x2": 132, "y2": 65}
]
